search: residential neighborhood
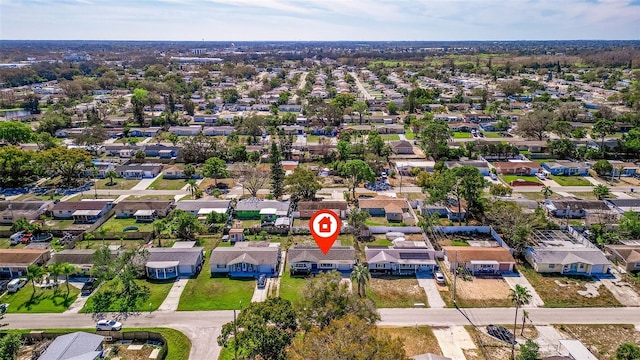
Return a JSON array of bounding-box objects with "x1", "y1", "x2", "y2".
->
[{"x1": 1, "y1": 34, "x2": 640, "y2": 360}]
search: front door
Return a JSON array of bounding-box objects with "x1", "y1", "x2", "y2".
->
[{"x1": 570, "y1": 263, "x2": 578, "y2": 272}]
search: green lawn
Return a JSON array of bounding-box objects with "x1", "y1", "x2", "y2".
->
[
  {"x1": 452, "y1": 132, "x2": 472, "y2": 138},
  {"x1": 519, "y1": 192, "x2": 563, "y2": 201},
  {"x1": 96, "y1": 216, "x2": 154, "y2": 232},
  {"x1": 81, "y1": 279, "x2": 174, "y2": 313},
  {"x1": 404, "y1": 130, "x2": 415, "y2": 140},
  {"x1": 147, "y1": 176, "x2": 188, "y2": 190},
  {"x1": 365, "y1": 216, "x2": 406, "y2": 227},
  {"x1": 549, "y1": 175, "x2": 592, "y2": 187},
  {"x1": 118, "y1": 136, "x2": 145, "y2": 144},
  {"x1": 381, "y1": 134, "x2": 400, "y2": 141},
  {"x1": 499, "y1": 175, "x2": 542, "y2": 184},
  {"x1": 177, "y1": 256, "x2": 255, "y2": 310},
  {"x1": 306, "y1": 135, "x2": 320, "y2": 143},
  {"x1": 1, "y1": 286, "x2": 79, "y2": 313},
  {"x1": 362, "y1": 238, "x2": 393, "y2": 247},
  {"x1": 95, "y1": 178, "x2": 140, "y2": 190},
  {"x1": 366, "y1": 276, "x2": 429, "y2": 308},
  {"x1": 278, "y1": 265, "x2": 306, "y2": 303},
  {"x1": 482, "y1": 131, "x2": 503, "y2": 138}
]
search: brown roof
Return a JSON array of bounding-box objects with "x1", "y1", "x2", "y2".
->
[
  {"x1": 493, "y1": 161, "x2": 540, "y2": 170},
  {"x1": 297, "y1": 201, "x2": 348, "y2": 211},
  {"x1": 114, "y1": 201, "x2": 173, "y2": 212},
  {"x1": 0, "y1": 249, "x2": 49, "y2": 265},
  {"x1": 606, "y1": 245, "x2": 640, "y2": 263},
  {"x1": 53, "y1": 201, "x2": 111, "y2": 211},
  {"x1": 442, "y1": 246, "x2": 515, "y2": 263},
  {"x1": 359, "y1": 196, "x2": 410, "y2": 210}
]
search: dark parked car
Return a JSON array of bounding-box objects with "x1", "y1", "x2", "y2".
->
[
  {"x1": 81, "y1": 278, "x2": 97, "y2": 295},
  {"x1": 486, "y1": 325, "x2": 516, "y2": 345},
  {"x1": 257, "y1": 274, "x2": 267, "y2": 289}
]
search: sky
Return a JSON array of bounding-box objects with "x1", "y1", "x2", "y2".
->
[{"x1": 0, "y1": 0, "x2": 639, "y2": 41}]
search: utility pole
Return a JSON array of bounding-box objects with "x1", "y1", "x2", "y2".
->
[{"x1": 453, "y1": 250, "x2": 458, "y2": 305}]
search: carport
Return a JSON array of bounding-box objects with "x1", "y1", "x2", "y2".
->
[{"x1": 469, "y1": 260, "x2": 499, "y2": 275}]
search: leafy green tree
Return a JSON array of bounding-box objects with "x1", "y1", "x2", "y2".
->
[
  {"x1": 593, "y1": 159, "x2": 613, "y2": 178},
  {"x1": 167, "y1": 133, "x2": 179, "y2": 146},
  {"x1": 91, "y1": 246, "x2": 115, "y2": 282},
  {"x1": 186, "y1": 179, "x2": 199, "y2": 199},
  {"x1": 131, "y1": 88, "x2": 149, "y2": 125},
  {"x1": 105, "y1": 169, "x2": 117, "y2": 186},
  {"x1": 516, "y1": 339, "x2": 540, "y2": 360},
  {"x1": 26, "y1": 264, "x2": 44, "y2": 297},
  {"x1": 183, "y1": 164, "x2": 196, "y2": 179},
  {"x1": 47, "y1": 261, "x2": 64, "y2": 293},
  {"x1": 270, "y1": 142, "x2": 285, "y2": 199},
  {"x1": 386, "y1": 101, "x2": 398, "y2": 115},
  {"x1": 517, "y1": 110, "x2": 555, "y2": 140},
  {"x1": 22, "y1": 93, "x2": 41, "y2": 114},
  {"x1": 509, "y1": 285, "x2": 532, "y2": 360},
  {"x1": 352, "y1": 101, "x2": 369, "y2": 124},
  {"x1": 337, "y1": 140, "x2": 351, "y2": 160},
  {"x1": 35, "y1": 132, "x2": 57, "y2": 150},
  {"x1": 285, "y1": 167, "x2": 321, "y2": 201},
  {"x1": 288, "y1": 315, "x2": 408, "y2": 360},
  {"x1": 296, "y1": 271, "x2": 379, "y2": 331},
  {"x1": 61, "y1": 263, "x2": 77, "y2": 295},
  {"x1": 366, "y1": 131, "x2": 390, "y2": 158},
  {"x1": 202, "y1": 157, "x2": 228, "y2": 186},
  {"x1": 0, "y1": 121, "x2": 34, "y2": 145},
  {"x1": 42, "y1": 146, "x2": 93, "y2": 186},
  {"x1": 350, "y1": 263, "x2": 371, "y2": 298},
  {"x1": 218, "y1": 297, "x2": 297, "y2": 360},
  {"x1": 221, "y1": 88, "x2": 240, "y2": 103},
  {"x1": 340, "y1": 159, "x2": 375, "y2": 201},
  {"x1": 490, "y1": 183, "x2": 513, "y2": 197},
  {"x1": 541, "y1": 186, "x2": 553, "y2": 199},
  {"x1": 418, "y1": 120, "x2": 451, "y2": 160},
  {"x1": 593, "y1": 184, "x2": 611, "y2": 200},
  {"x1": 348, "y1": 208, "x2": 370, "y2": 242},
  {"x1": 0, "y1": 332, "x2": 22, "y2": 360},
  {"x1": 618, "y1": 211, "x2": 640, "y2": 239},
  {"x1": 0, "y1": 146, "x2": 41, "y2": 188},
  {"x1": 166, "y1": 209, "x2": 203, "y2": 240},
  {"x1": 592, "y1": 119, "x2": 616, "y2": 153},
  {"x1": 331, "y1": 93, "x2": 355, "y2": 113},
  {"x1": 547, "y1": 138, "x2": 576, "y2": 158},
  {"x1": 616, "y1": 342, "x2": 640, "y2": 360}
]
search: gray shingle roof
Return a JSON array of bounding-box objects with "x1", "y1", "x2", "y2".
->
[
  {"x1": 38, "y1": 332, "x2": 104, "y2": 360},
  {"x1": 147, "y1": 247, "x2": 203, "y2": 267},
  {"x1": 235, "y1": 197, "x2": 290, "y2": 212},
  {"x1": 288, "y1": 246, "x2": 355, "y2": 264},
  {"x1": 365, "y1": 247, "x2": 437, "y2": 265},
  {"x1": 209, "y1": 246, "x2": 280, "y2": 266},
  {"x1": 530, "y1": 248, "x2": 609, "y2": 265},
  {"x1": 176, "y1": 200, "x2": 231, "y2": 212}
]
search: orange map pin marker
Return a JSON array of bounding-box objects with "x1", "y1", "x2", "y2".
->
[{"x1": 309, "y1": 209, "x2": 341, "y2": 255}]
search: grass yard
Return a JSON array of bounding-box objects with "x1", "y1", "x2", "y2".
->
[
  {"x1": 361, "y1": 237, "x2": 393, "y2": 247},
  {"x1": 549, "y1": 175, "x2": 592, "y2": 187},
  {"x1": 366, "y1": 276, "x2": 429, "y2": 308},
  {"x1": 365, "y1": 216, "x2": 406, "y2": 227},
  {"x1": 555, "y1": 324, "x2": 640, "y2": 360},
  {"x1": 519, "y1": 191, "x2": 563, "y2": 201},
  {"x1": 453, "y1": 132, "x2": 472, "y2": 139},
  {"x1": 96, "y1": 216, "x2": 154, "y2": 232},
  {"x1": 499, "y1": 175, "x2": 542, "y2": 184},
  {"x1": 128, "y1": 194, "x2": 177, "y2": 201},
  {"x1": 177, "y1": 258, "x2": 254, "y2": 310},
  {"x1": 404, "y1": 130, "x2": 415, "y2": 140},
  {"x1": 381, "y1": 134, "x2": 400, "y2": 141},
  {"x1": 65, "y1": 194, "x2": 118, "y2": 201},
  {"x1": 81, "y1": 279, "x2": 174, "y2": 313},
  {"x1": 1, "y1": 286, "x2": 79, "y2": 313},
  {"x1": 278, "y1": 264, "x2": 307, "y2": 303},
  {"x1": 147, "y1": 176, "x2": 189, "y2": 190},
  {"x1": 482, "y1": 131, "x2": 503, "y2": 138},
  {"x1": 519, "y1": 265, "x2": 622, "y2": 308},
  {"x1": 41, "y1": 219, "x2": 75, "y2": 231},
  {"x1": 569, "y1": 191, "x2": 617, "y2": 200},
  {"x1": 118, "y1": 136, "x2": 145, "y2": 144},
  {"x1": 81, "y1": 239, "x2": 145, "y2": 250},
  {"x1": 306, "y1": 134, "x2": 320, "y2": 143},
  {"x1": 95, "y1": 178, "x2": 140, "y2": 190},
  {"x1": 377, "y1": 326, "x2": 442, "y2": 357}
]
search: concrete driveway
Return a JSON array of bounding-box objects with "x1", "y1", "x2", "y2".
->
[
  {"x1": 158, "y1": 278, "x2": 189, "y2": 311},
  {"x1": 251, "y1": 279, "x2": 268, "y2": 303},
  {"x1": 502, "y1": 274, "x2": 545, "y2": 307},
  {"x1": 598, "y1": 274, "x2": 640, "y2": 307},
  {"x1": 416, "y1": 273, "x2": 446, "y2": 308},
  {"x1": 432, "y1": 326, "x2": 476, "y2": 360}
]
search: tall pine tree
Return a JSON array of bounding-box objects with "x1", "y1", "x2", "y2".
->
[{"x1": 270, "y1": 142, "x2": 285, "y2": 199}]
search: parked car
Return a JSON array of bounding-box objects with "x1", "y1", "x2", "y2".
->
[
  {"x1": 7, "y1": 278, "x2": 27, "y2": 293},
  {"x1": 96, "y1": 319, "x2": 122, "y2": 331},
  {"x1": 257, "y1": 274, "x2": 267, "y2": 289},
  {"x1": 435, "y1": 272, "x2": 446, "y2": 284},
  {"x1": 486, "y1": 325, "x2": 516, "y2": 345},
  {"x1": 81, "y1": 278, "x2": 97, "y2": 295}
]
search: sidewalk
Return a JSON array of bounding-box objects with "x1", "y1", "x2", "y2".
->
[{"x1": 158, "y1": 278, "x2": 189, "y2": 311}]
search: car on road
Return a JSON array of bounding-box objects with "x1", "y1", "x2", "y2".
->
[
  {"x1": 435, "y1": 272, "x2": 446, "y2": 284},
  {"x1": 96, "y1": 319, "x2": 122, "y2": 331},
  {"x1": 257, "y1": 274, "x2": 267, "y2": 289}
]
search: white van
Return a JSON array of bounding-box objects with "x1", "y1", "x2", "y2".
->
[{"x1": 7, "y1": 278, "x2": 26, "y2": 293}]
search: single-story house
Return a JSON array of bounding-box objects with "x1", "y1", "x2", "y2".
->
[
  {"x1": 395, "y1": 161, "x2": 436, "y2": 175},
  {"x1": 176, "y1": 199, "x2": 232, "y2": 217},
  {"x1": 607, "y1": 161, "x2": 639, "y2": 177},
  {"x1": 390, "y1": 140, "x2": 414, "y2": 155},
  {"x1": 296, "y1": 200, "x2": 348, "y2": 219},
  {"x1": 366, "y1": 245, "x2": 437, "y2": 275},
  {"x1": 277, "y1": 125, "x2": 304, "y2": 135},
  {"x1": 114, "y1": 200, "x2": 174, "y2": 222},
  {"x1": 541, "y1": 161, "x2": 590, "y2": 176},
  {"x1": 52, "y1": 200, "x2": 112, "y2": 223},
  {"x1": 104, "y1": 145, "x2": 141, "y2": 157},
  {"x1": 543, "y1": 199, "x2": 610, "y2": 219},
  {"x1": 228, "y1": 228, "x2": 245, "y2": 243},
  {"x1": 359, "y1": 196, "x2": 414, "y2": 224},
  {"x1": 444, "y1": 160, "x2": 491, "y2": 176},
  {"x1": 143, "y1": 144, "x2": 179, "y2": 158},
  {"x1": 194, "y1": 115, "x2": 218, "y2": 124},
  {"x1": 162, "y1": 166, "x2": 202, "y2": 179},
  {"x1": 129, "y1": 127, "x2": 161, "y2": 137},
  {"x1": 525, "y1": 247, "x2": 610, "y2": 275},
  {"x1": 0, "y1": 248, "x2": 51, "y2": 278},
  {"x1": 493, "y1": 161, "x2": 541, "y2": 176},
  {"x1": 209, "y1": 241, "x2": 281, "y2": 277},
  {"x1": 48, "y1": 249, "x2": 117, "y2": 276},
  {"x1": 0, "y1": 200, "x2": 53, "y2": 225},
  {"x1": 442, "y1": 246, "x2": 516, "y2": 275},
  {"x1": 38, "y1": 332, "x2": 104, "y2": 360},
  {"x1": 145, "y1": 246, "x2": 204, "y2": 280},
  {"x1": 235, "y1": 197, "x2": 290, "y2": 220},
  {"x1": 605, "y1": 245, "x2": 640, "y2": 272},
  {"x1": 448, "y1": 122, "x2": 479, "y2": 132},
  {"x1": 203, "y1": 126, "x2": 235, "y2": 136},
  {"x1": 169, "y1": 125, "x2": 202, "y2": 136},
  {"x1": 288, "y1": 246, "x2": 355, "y2": 275},
  {"x1": 115, "y1": 164, "x2": 163, "y2": 179}
]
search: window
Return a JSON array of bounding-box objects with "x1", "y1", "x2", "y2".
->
[
  {"x1": 216, "y1": 264, "x2": 226, "y2": 269},
  {"x1": 375, "y1": 264, "x2": 386, "y2": 269},
  {"x1": 549, "y1": 264, "x2": 555, "y2": 269},
  {"x1": 634, "y1": 263, "x2": 640, "y2": 269},
  {"x1": 319, "y1": 263, "x2": 333, "y2": 268},
  {"x1": 579, "y1": 263, "x2": 584, "y2": 269},
  {"x1": 167, "y1": 268, "x2": 175, "y2": 273}
]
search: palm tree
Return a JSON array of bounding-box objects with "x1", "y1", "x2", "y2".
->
[
  {"x1": 153, "y1": 219, "x2": 166, "y2": 247},
  {"x1": 48, "y1": 262, "x2": 64, "y2": 293},
  {"x1": 105, "y1": 169, "x2": 117, "y2": 186},
  {"x1": 26, "y1": 264, "x2": 44, "y2": 297},
  {"x1": 61, "y1": 263, "x2": 77, "y2": 296},
  {"x1": 187, "y1": 179, "x2": 199, "y2": 199},
  {"x1": 84, "y1": 232, "x2": 95, "y2": 249},
  {"x1": 541, "y1": 186, "x2": 553, "y2": 199},
  {"x1": 509, "y1": 284, "x2": 532, "y2": 360},
  {"x1": 350, "y1": 263, "x2": 371, "y2": 298},
  {"x1": 97, "y1": 227, "x2": 108, "y2": 246},
  {"x1": 521, "y1": 309, "x2": 529, "y2": 336}
]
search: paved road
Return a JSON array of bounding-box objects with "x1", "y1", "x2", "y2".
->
[{"x1": 349, "y1": 72, "x2": 373, "y2": 100}]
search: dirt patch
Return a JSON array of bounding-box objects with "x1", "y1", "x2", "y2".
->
[
  {"x1": 377, "y1": 326, "x2": 442, "y2": 356},
  {"x1": 440, "y1": 267, "x2": 513, "y2": 307},
  {"x1": 367, "y1": 276, "x2": 429, "y2": 308},
  {"x1": 554, "y1": 279, "x2": 603, "y2": 298},
  {"x1": 556, "y1": 324, "x2": 640, "y2": 360},
  {"x1": 465, "y1": 325, "x2": 539, "y2": 360}
]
